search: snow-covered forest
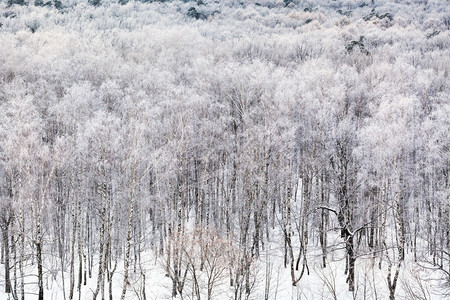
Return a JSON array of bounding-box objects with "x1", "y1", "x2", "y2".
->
[{"x1": 0, "y1": 0, "x2": 448, "y2": 299}]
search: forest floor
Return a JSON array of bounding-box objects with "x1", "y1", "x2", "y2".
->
[{"x1": 0, "y1": 234, "x2": 447, "y2": 300}]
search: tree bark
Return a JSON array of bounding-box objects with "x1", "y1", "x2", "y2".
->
[{"x1": 2, "y1": 224, "x2": 11, "y2": 294}]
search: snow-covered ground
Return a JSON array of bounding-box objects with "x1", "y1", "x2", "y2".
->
[{"x1": 0, "y1": 233, "x2": 447, "y2": 300}]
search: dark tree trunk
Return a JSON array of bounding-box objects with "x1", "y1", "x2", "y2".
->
[
  {"x1": 37, "y1": 241, "x2": 44, "y2": 300},
  {"x1": 2, "y1": 225, "x2": 11, "y2": 294}
]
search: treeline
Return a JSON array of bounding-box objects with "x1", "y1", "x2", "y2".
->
[{"x1": 0, "y1": 0, "x2": 448, "y2": 299}]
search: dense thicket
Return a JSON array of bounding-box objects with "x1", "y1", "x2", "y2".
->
[{"x1": 0, "y1": 0, "x2": 448, "y2": 299}]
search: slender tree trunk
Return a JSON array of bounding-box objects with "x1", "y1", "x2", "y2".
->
[
  {"x1": 36, "y1": 229, "x2": 44, "y2": 300},
  {"x1": 12, "y1": 232, "x2": 17, "y2": 299},
  {"x1": 346, "y1": 236, "x2": 355, "y2": 292},
  {"x1": 285, "y1": 180, "x2": 305, "y2": 286},
  {"x1": 3, "y1": 224, "x2": 11, "y2": 294},
  {"x1": 19, "y1": 205, "x2": 25, "y2": 300},
  {"x1": 69, "y1": 177, "x2": 79, "y2": 300},
  {"x1": 77, "y1": 195, "x2": 84, "y2": 297},
  {"x1": 102, "y1": 230, "x2": 111, "y2": 300},
  {"x1": 108, "y1": 259, "x2": 117, "y2": 300},
  {"x1": 319, "y1": 171, "x2": 328, "y2": 268},
  {"x1": 120, "y1": 126, "x2": 140, "y2": 299},
  {"x1": 120, "y1": 203, "x2": 134, "y2": 300},
  {"x1": 69, "y1": 210, "x2": 76, "y2": 299},
  {"x1": 387, "y1": 163, "x2": 405, "y2": 300},
  {"x1": 335, "y1": 141, "x2": 355, "y2": 291},
  {"x1": 87, "y1": 214, "x2": 92, "y2": 280},
  {"x1": 93, "y1": 209, "x2": 106, "y2": 300}
]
